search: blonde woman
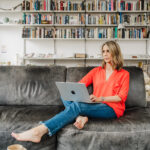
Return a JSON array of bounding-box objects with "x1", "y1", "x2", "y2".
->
[{"x1": 11, "y1": 41, "x2": 130, "y2": 143}]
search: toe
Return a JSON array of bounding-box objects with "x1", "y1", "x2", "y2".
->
[{"x1": 11, "y1": 132, "x2": 19, "y2": 139}]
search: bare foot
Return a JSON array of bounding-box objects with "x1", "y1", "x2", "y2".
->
[
  {"x1": 11, "y1": 125, "x2": 48, "y2": 143},
  {"x1": 74, "y1": 116, "x2": 88, "y2": 129}
]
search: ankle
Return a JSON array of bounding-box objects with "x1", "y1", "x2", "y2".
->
[{"x1": 35, "y1": 125, "x2": 48, "y2": 135}]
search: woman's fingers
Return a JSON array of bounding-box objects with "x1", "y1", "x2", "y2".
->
[
  {"x1": 90, "y1": 94, "x2": 94, "y2": 99},
  {"x1": 90, "y1": 97, "x2": 96, "y2": 102}
]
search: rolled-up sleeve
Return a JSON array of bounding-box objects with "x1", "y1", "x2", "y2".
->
[{"x1": 117, "y1": 72, "x2": 130, "y2": 103}]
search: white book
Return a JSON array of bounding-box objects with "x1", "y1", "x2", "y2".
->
[
  {"x1": 144, "y1": 1, "x2": 147, "y2": 10},
  {"x1": 86, "y1": 14, "x2": 88, "y2": 25},
  {"x1": 41, "y1": 28, "x2": 44, "y2": 38},
  {"x1": 107, "y1": 28, "x2": 111, "y2": 39}
]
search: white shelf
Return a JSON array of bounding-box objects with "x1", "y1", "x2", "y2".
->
[
  {"x1": 24, "y1": 57, "x2": 86, "y2": 60},
  {"x1": 86, "y1": 10, "x2": 149, "y2": 13},
  {"x1": 54, "y1": 24, "x2": 85, "y2": 27},
  {"x1": 119, "y1": 10, "x2": 150, "y2": 13},
  {"x1": 22, "y1": 10, "x2": 85, "y2": 13},
  {"x1": 55, "y1": 38, "x2": 85, "y2": 40},
  {"x1": 55, "y1": 58, "x2": 85, "y2": 60},
  {"x1": 86, "y1": 11, "x2": 117, "y2": 13},
  {"x1": 0, "y1": 10, "x2": 22, "y2": 13},
  {"x1": 1, "y1": 24, "x2": 149, "y2": 28},
  {"x1": 125, "y1": 25, "x2": 148, "y2": 27},
  {"x1": 24, "y1": 57, "x2": 150, "y2": 61},
  {"x1": 24, "y1": 57, "x2": 54, "y2": 60},
  {"x1": 86, "y1": 24, "x2": 117, "y2": 27},
  {"x1": 0, "y1": 24, "x2": 22, "y2": 27},
  {"x1": 124, "y1": 58, "x2": 150, "y2": 60},
  {"x1": 23, "y1": 38, "x2": 85, "y2": 40},
  {"x1": 22, "y1": 24, "x2": 85, "y2": 27},
  {"x1": 22, "y1": 38, "x2": 149, "y2": 41},
  {"x1": 86, "y1": 38, "x2": 149, "y2": 41},
  {"x1": 0, "y1": 10, "x2": 149, "y2": 13},
  {"x1": 22, "y1": 24, "x2": 54, "y2": 27},
  {"x1": 87, "y1": 58, "x2": 150, "y2": 61},
  {"x1": 23, "y1": 38, "x2": 54, "y2": 40}
]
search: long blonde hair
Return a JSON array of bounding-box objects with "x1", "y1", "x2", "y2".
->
[{"x1": 101, "y1": 41, "x2": 124, "y2": 71}]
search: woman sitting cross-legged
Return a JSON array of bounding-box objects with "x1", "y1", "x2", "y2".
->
[{"x1": 11, "y1": 40, "x2": 130, "y2": 143}]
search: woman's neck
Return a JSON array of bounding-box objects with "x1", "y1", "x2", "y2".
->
[{"x1": 105, "y1": 63, "x2": 114, "y2": 72}]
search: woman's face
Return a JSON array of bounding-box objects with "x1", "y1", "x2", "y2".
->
[{"x1": 102, "y1": 44, "x2": 112, "y2": 64}]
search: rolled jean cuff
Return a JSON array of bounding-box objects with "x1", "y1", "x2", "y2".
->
[{"x1": 39, "y1": 121, "x2": 53, "y2": 136}]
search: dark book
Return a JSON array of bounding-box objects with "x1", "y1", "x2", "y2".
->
[
  {"x1": 128, "y1": 3, "x2": 131, "y2": 10},
  {"x1": 141, "y1": 0, "x2": 144, "y2": 10},
  {"x1": 38, "y1": 14, "x2": 41, "y2": 24}
]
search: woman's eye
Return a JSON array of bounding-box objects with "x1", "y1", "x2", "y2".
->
[
  {"x1": 102, "y1": 50, "x2": 105, "y2": 53},
  {"x1": 107, "y1": 50, "x2": 109, "y2": 53}
]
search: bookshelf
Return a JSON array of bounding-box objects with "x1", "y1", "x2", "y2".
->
[{"x1": 0, "y1": 0, "x2": 150, "y2": 66}]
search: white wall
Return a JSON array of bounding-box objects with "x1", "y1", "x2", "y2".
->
[{"x1": 0, "y1": 0, "x2": 149, "y2": 67}]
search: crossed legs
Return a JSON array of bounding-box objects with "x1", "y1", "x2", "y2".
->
[
  {"x1": 62, "y1": 98, "x2": 88, "y2": 130},
  {"x1": 11, "y1": 100, "x2": 85, "y2": 143},
  {"x1": 11, "y1": 99, "x2": 116, "y2": 143}
]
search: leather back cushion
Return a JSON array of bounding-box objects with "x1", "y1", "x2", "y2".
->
[
  {"x1": 66, "y1": 66, "x2": 147, "y2": 108},
  {"x1": 0, "y1": 66, "x2": 66, "y2": 105}
]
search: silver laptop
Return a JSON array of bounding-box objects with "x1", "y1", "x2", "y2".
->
[{"x1": 55, "y1": 82, "x2": 92, "y2": 103}]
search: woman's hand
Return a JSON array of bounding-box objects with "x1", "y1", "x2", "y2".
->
[{"x1": 90, "y1": 94, "x2": 102, "y2": 103}]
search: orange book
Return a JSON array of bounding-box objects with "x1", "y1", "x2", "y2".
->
[
  {"x1": 30, "y1": 0, "x2": 33, "y2": 10},
  {"x1": 55, "y1": 0, "x2": 57, "y2": 10}
]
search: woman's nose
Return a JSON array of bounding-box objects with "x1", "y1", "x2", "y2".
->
[{"x1": 103, "y1": 52, "x2": 107, "y2": 56}]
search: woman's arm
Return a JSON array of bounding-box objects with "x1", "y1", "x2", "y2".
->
[
  {"x1": 90, "y1": 71, "x2": 130, "y2": 103},
  {"x1": 78, "y1": 67, "x2": 98, "y2": 87},
  {"x1": 90, "y1": 95, "x2": 121, "y2": 103}
]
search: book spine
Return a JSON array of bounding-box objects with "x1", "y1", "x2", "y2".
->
[
  {"x1": 109, "y1": 0, "x2": 111, "y2": 11},
  {"x1": 39, "y1": 14, "x2": 41, "y2": 24},
  {"x1": 120, "y1": 12, "x2": 122, "y2": 23},
  {"x1": 44, "y1": 0, "x2": 46, "y2": 10},
  {"x1": 115, "y1": 27, "x2": 117, "y2": 38},
  {"x1": 111, "y1": 0, "x2": 114, "y2": 11}
]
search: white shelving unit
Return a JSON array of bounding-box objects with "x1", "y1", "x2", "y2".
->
[{"x1": 0, "y1": 0, "x2": 150, "y2": 67}]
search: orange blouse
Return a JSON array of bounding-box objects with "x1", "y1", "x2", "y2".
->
[{"x1": 79, "y1": 66, "x2": 130, "y2": 118}]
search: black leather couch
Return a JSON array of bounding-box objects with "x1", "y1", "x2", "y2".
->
[{"x1": 0, "y1": 66, "x2": 149, "y2": 150}]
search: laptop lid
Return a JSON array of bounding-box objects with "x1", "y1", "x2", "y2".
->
[{"x1": 55, "y1": 82, "x2": 92, "y2": 103}]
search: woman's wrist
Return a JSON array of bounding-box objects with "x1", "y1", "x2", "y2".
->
[{"x1": 100, "y1": 96, "x2": 105, "y2": 101}]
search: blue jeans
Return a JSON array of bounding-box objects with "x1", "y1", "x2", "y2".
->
[{"x1": 40, "y1": 98, "x2": 117, "y2": 136}]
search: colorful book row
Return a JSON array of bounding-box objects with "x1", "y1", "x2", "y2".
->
[
  {"x1": 22, "y1": 13, "x2": 149, "y2": 25},
  {"x1": 86, "y1": 27, "x2": 148, "y2": 39},
  {"x1": 118, "y1": 0, "x2": 149, "y2": 11},
  {"x1": 22, "y1": 27, "x2": 148, "y2": 39},
  {"x1": 22, "y1": 0, "x2": 150, "y2": 11},
  {"x1": 22, "y1": 13, "x2": 53, "y2": 24},
  {"x1": 23, "y1": 0, "x2": 85, "y2": 11},
  {"x1": 22, "y1": 27, "x2": 85, "y2": 38}
]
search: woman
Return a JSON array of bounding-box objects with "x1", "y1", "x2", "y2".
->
[{"x1": 11, "y1": 40, "x2": 130, "y2": 143}]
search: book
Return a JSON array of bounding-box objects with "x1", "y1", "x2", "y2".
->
[{"x1": 75, "y1": 53, "x2": 86, "y2": 58}]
